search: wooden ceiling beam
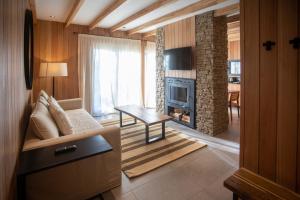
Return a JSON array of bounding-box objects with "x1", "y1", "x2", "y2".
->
[
  {"x1": 110, "y1": 0, "x2": 176, "y2": 32},
  {"x1": 65, "y1": 0, "x2": 85, "y2": 28},
  {"x1": 89, "y1": 0, "x2": 126, "y2": 30},
  {"x1": 227, "y1": 14, "x2": 240, "y2": 23},
  {"x1": 127, "y1": 0, "x2": 226, "y2": 35},
  {"x1": 214, "y1": 3, "x2": 239, "y2": 17},
  {"x1": 29, "y1": 0, "x2": 37, "y2": 24},
  {"x1": 142, "y1": 30, "x2": 156, "y2": 38}
]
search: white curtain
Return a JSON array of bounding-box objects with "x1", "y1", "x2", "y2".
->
[
  {"x1": 144, "y1": 42, "x2": 156, "y2": 108},
  {"x1": 78, "y1": 34, "x2": 142, "y2": 116}
]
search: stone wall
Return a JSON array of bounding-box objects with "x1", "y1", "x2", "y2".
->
[
  {"x1": 156, "y1": 28, "x2": 165, "y2": 113},
  {"x1": 195, "y1": 11, "x2": 228, "y2": 136}
]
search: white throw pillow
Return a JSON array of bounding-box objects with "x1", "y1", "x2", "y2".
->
[
  {"x1": 48, "y1": 97, "x2": 74, "y2": 135},
  {"x1": 39, "y1": 90, "x2": 49, "y2": 100},
  {"x1": 30, "y1": 101, "x2": 60, "y2": 139},
  {"x1": 37, "y1": 95, "x2": 49, "y2": 107}
]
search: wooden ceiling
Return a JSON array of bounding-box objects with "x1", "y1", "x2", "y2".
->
[
  {"x1": 31, "y1": 0, "x2": 240, "y2": 36},
  {"x1": 228, "y1": 21, "x2": 240, "y2": 41}
]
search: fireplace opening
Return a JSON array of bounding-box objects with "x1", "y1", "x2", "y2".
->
[
  {"x1": 170, "y1": 86, "x2": 188, "y2": 103},
  {"x1": 165, "y1": 77, "x2": 195, "y2": 128},
  {"x1": 168, "y1": 107, "x2": 191, "y2": 124}
]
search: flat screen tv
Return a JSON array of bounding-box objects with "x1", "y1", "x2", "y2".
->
[{"x1": 164, "y1": 47, "x2": 192, "y2": 70}]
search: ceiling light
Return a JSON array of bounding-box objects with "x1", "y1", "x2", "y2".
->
[{"x1": 49, "y1": 15, "x2": 55, "y2": 19}]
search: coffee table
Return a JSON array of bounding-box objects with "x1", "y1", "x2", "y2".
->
[{"x1": 115, "y1": 105, "x2": 172, "y2": 144}]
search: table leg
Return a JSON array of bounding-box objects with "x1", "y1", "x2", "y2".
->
[
  {"x1": 145, "y1": 125, "x2": 150, "y2": 144},
  {"x1": 145, "y1": 122, "x2": 166, "y2": 144},
  {"x1": 119, "y1": 112, "x2": 137, "y2": 127},
  {"x1": 162, "y1": 122, "x2": 165, "y2": 139},
  {"x1": 119, "y1": 111, "x2": 123, "y2": 127}
]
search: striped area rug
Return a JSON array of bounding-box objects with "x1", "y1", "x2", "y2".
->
[{"x1": 100, "y1": 117, "x2": 207, "y2": 178}]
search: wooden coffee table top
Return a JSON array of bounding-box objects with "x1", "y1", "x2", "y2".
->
[{"x1": 115, "y1": 105, "x2": 172, "y2": 125}]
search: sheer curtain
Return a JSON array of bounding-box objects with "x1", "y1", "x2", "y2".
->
[
  {"x1": 78, "y1": 34, "x2": 142, "y2": 116},
  {"x1": 144, "y1": 42, "x2": 156, "y2": 108}
]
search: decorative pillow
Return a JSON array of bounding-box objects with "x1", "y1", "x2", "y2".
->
[
  {"x1": 37, "y1": 95, "x2": 49, "y2": 107},
  {"x1": 30, "y1": 101, "x2": 60, "y2": 139},
  {"x1": 39, "y1": 90, "x2": 49, "y2": 100},
  {"x1": 48, "y1": 96, "x2": 74, "y2": 135}
]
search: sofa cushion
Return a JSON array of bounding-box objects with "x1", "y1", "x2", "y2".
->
[
  {"x1": 48, "y1": 97, "x2": 74, "y2": 135},
  {"x1": 30, "y1": 101, "x2": 60, "y2": 139},
  {"x1": 65, "y1": 109, "x2": 103, "y2": 134}
]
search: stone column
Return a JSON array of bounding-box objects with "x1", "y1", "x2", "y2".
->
[
  {"x1": 195, "y1": 11, "x2": 228, "y2": 136},
  {"x1": 156, "y1": 28, "x2": 165, "y2": 113}
]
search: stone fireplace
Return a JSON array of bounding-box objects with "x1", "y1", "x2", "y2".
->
[{"x1": 156, "y1": 11, "x2": 228, "y2": 136}]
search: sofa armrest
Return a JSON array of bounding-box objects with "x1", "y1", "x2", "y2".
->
[
  {"x1": 57, "y1": 98, "x2": 82, "y2": 110},
  {"x1": 99, "y1": 126, "x2": 121, "y2": 154},
  {"x1": 23, "y1": 126, "x2": 120, "y2": 151}
]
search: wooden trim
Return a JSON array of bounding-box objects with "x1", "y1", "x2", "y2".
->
[
  {"x1": 127, "y1": 0, "x2": 225, "y2": 35},
  {"x1": 142, "y1": 30, "x2": 156, "y2": 38},
  {"x1": 242, "y1": 0, "x2": 260, "y2": 173},
  {"x1": 239, "y1": 0, "x2": 245, "y2": 168},
  {"x1": 227, "y1": 14, "x2": 240, "y2": 23},
  {"x1": 29, "y1": 0, "x2": 37, "y2": 24},
  {"x1": 224, "y1": 168, "x2": 300, "y2": 200},
  {"x1": 89, "y1": 0, "x2": 126, "y2": 30},
  {"x1": 110, "y1": 0, "x2": 176, "y2": 32},
  {"x1": 214, "y1": 3, "x2": 239, "y2": 17},
  {"x1": 65, "y1": 0, "x2": 85, "y2": 28},
  {"x1": 297, "y1": 0, "x2": 300, "y2": 192}
]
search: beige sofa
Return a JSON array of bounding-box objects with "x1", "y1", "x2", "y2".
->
[{"x1": 23, "y1": 98, "x2": 121, "y2": 200}]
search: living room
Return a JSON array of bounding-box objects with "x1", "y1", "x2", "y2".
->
[{"x1": 1, "y1": 0, "x2": 300, "y2": 200}]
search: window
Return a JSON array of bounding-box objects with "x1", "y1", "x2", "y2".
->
[{"x1": 78, "y1": 35, "x2": 156, "y2": 116}]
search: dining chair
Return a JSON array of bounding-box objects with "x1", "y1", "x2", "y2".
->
[{"x1": 228, "y1": 91, "x2": 240, "y2": 121}]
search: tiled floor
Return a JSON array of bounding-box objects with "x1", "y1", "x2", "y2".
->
[
  {"x1": 215, "y1": 108, "x2": 240, "y2": 143},
  {"x1": 102, "y1": 147, "x2": 238, "y2": 200},
  {"x1": 95, "y1": 109, "x2": 240, "y2": 200}
]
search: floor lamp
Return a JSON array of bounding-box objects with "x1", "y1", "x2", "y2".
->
[{"x1": 39, "y1": 62, "x2": 68, "y2": 98}]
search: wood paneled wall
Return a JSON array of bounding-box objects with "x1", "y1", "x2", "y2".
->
[
  {"x1": 228, "y1": 21, "x2": 240, "y2": 60},
  {"x1": 164, "y1": 17, "x2": 196, "y2": 79},
  {"x1": 164, "y1": 17, "x2": 196, "y2": 49},
  {"x1": 33, "y1": 20, "x2": 154, "y2": 101},
  {"x1": 228, "y1": 40, "x2": 240, "y2": 60},
  {"x1": 228, "y1": 21, "x2": 240, "y2": 41},
  {"x1": 0, "y1": 0, "x2": 31, "y2": 199},
  {"x1": 241, "y1": 0, "x2": 300, "y2": 192}
]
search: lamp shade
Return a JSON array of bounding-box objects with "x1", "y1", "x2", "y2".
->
[{"x1": 39, "y1": 63, "x2": 68, "y2": 77}]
